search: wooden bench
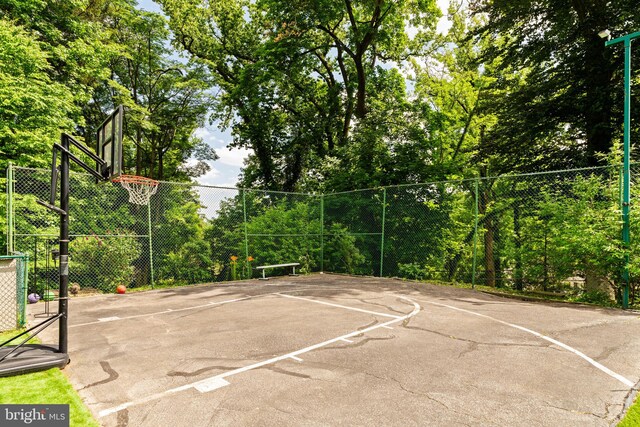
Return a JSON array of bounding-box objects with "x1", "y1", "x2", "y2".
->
[{"x1": 255, "y1": 263, "x2": 300, "y2": 280}]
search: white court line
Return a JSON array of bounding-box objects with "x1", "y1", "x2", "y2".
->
[
  {"x1": 419, "y1": 299, "x2": 635, "y2": 388},
  {"x1": 340, "y1": 338, "x2": 354, "y2": 343},
  {"x1": 289, "y1": 356, "x2": 303, "y2": 362},
  {"x1": 70, "y1": 286, "x2": 341, "y2": 328},
  {"x1": 194, "y1": 377, "x2": 230, "y2": 393},
  {"x1": 98, "y1": 297, "x2": 420, "y2": 418},
  {"x1": 277, "y1": 293, "x2": 401, "y2": 319},
  {"x1": 71, "y1": 297, "x2": 252, "y2": 328},
  {"x1": 381, "y1": 325, "x2": 394, "y2": 330}
]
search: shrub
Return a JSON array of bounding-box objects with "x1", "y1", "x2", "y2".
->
[{"x1": 69, "y1": 234, "x2": 141, "y2": 292}]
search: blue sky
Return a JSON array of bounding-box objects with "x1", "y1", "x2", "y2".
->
[{"x1": 136, "y1": 0, "x2": 452, "y2": 188}]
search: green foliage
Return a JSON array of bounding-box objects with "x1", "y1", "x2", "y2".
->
[
  {"x1": 90, "y1": 9, "x2": 214, "y2": 181},
  {"x1": 619, "y1": 395, "x2": 640, "y2": 427},
  {"x1": 540, "y1": 174, "x2": 623, "y2": 285},
  {"x1": 69, "y1": 234, "x2": 141, "y2": 292},
  {"x1": 469, "y1": 0, "x2": 640, "y2": 168},
  {"x1": 398, "y1": 263, "x2": 439, "y2": 281},
  {"x1": 245, "y1": 200, "x2": 321, "y2": 270},
  {"x1": 567, "y1": 290, "x2": 615, "y2": 307},
  {"x1": 160, "y1": 0, "x2": 441, "y2": 191},
  {"x1": 323, "y1": 223, "x2": 365, "y2": 275},
  {"x1": 153, "y1": 185, "x2": 214, "y2": 283},
  {"x1": 0, "y1": 19, "x2": 76, "y2": 170}
]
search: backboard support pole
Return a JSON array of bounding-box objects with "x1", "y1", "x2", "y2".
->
[
  {"x1": 58, "y1": 134, "x2": 70, "y2": 355},
  {"x1": 1, "y1": 106, "x2": 123, "y2": 377}
]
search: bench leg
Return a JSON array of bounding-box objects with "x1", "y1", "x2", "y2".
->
[
  {"x1": 289, "y1": 266, "x2": 299, "y2": 277},
  {"x1": 259, "y1": 269, "x2": 268, "y2": 280}
]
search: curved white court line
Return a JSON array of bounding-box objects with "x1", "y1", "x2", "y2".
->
[
  {"x1": 98, "y1": 296, "x2": 421, "y2": 418},
  {"x1": 420, "y1": 299, "x2": 635, "y2": 388}
]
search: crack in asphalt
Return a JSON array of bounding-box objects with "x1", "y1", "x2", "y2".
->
[
  {"x1": 80, "y1": 361, "x2": 119, "y2": 390},
  {"x1": 324, "y1": 335, "x2": 396, "y2": 350},
  {"x1": 167, "y1": 365, "x2": 240, "y2": 377},
  {"x1": 357, "y1": 319, "x2": 379, "y2": 330},
  {"x1": 359, "y1": 370, "x2": 492, "y2": 426},
  {"x1": 543, "y1": 400, "x2": 607, "y2": 421},
  {"x1": 593, "y1": 345, "x2": 617, "y2": 362},
  {"x1": 260, "y1": 365, "x2": 311, "y2": 379},
  {"x1": 355, "y1": 298, "x2": 406, "y2": 315},
  {"x1": 401, "y1": 321, "x2": 550, "y2": 351}
]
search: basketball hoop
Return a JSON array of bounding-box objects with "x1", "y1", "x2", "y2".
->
[{"x1": 113, "y1": 175, "x2": 159, "y2": 205}]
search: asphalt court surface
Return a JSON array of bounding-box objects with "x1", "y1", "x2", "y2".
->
[{"x1": 31, "y1": 274, "x2": 640, "y2": 426}]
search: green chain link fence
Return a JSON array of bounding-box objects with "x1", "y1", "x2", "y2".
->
[
  {"x1": 3, "y1": 163, "x2": 637, "y2": 306},
  {"x1": 0, "y1": 254, "x2": 28, "y2": 331}
]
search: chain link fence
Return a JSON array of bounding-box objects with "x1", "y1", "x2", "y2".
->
[
  {"x1": 3, "y1": 164, "x2": 636, "y2": 305},
  {"x1": 0, "y1": 254, "x2": 28, "y2": 331},
  {"x1": 6, "y1": 166, "x2": 322, "y2": 294},
  {"x1": 323, "y1": 165, "x2": 636, "y2": 303}
]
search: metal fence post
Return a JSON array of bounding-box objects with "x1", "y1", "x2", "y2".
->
[
  {"x1": 242, "y1": 189, "x2": 249, "y2": 278},
  {"x1": 379, "y1": 188, "x2": 387, "y2": 277},
  {"x1": 320, "y1": 194, "x2": 324, "y2": 273},
  {"x1": 20, "y1": 254, "x2": 28, "y2": 327},
  {"x1": 6, "y1": 162, "x2": 14, "y2": 254},
  {"x1": 147, "y1": 201, "x2": 155, "y2": 289},
  {"x1": 472, "y1": 178, "x2": 479, "y2": 289}
]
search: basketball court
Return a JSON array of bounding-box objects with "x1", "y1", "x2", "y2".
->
[{"x1": 29, "y1": 274, "x2": 640, "y2": 426}]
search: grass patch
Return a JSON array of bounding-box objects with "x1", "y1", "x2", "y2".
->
[
  {"x1": 0, "y1": 330, "x2": 99, "y2": 427},
  {"x1": 619, "y1": 394, "x2": 640, "y2": 427}
]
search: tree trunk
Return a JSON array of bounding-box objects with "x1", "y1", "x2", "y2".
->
[
  {"x1": 583, "y1": 32, "x2": 614, "y2": 166},
  {"x1": 513, "y1": 202, "x2": 523, "y2": 290},
  {"x1": 494, "y1": 220, "x2": 502, "y2": 287},
  {"x1": 354, "y1": 57, "x2": 367, "y2": 118},
  {"x1": 543, "y1": 225, "x2": 549, "y2": 291},
  {"x1": 484, "y1": 217, "x2": 496, "y2": 287},
  {"x1": 136, "y1": 127, "x2": 142, "y2": 176},
  {"x1": 479, "y1": 184, "x2": 496, "y2": 287},
  {"x1": 158, "y1": 150, "x2": 164, "y2": 180}
]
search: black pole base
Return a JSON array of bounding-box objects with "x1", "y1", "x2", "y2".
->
[{"x1": 0, "y1": 344, "x2": 69, "y2": 377}]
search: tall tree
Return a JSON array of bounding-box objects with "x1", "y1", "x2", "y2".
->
[
  {"x1": 0, "y1": 0, "x2": 124, "y2": 168},
  {"x1": 88, "y1": 8, "x2": 216, "y2": 181},
  {"x1": 0, "y1": 19, "x2": 76, "y2": 169},
  {"x1": 469, "y1": 0, "x2": 640, "y2": 167},
  {"x1": 159, "y1": 0, "x2": 440, "y2": 190}
]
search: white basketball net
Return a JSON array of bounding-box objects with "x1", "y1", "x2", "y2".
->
[{"x1": 114, "y1": 175, "x2": 159, "y2": 205}]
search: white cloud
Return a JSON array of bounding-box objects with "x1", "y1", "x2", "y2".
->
[
  {"x1": 194, "y1": 127, "x2": 213, "y2": 140},
  {"x1": 217, "y1": 147, "x2": 252, "y2": 167},
  {"x1": 197, "y1": 165, "x2": 221, "y2": 182},
  {"x1": 436, "y1": 0, "x2": 453, "y2": 35}
]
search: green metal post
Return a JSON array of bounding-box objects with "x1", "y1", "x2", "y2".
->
[
  {"x1": 242, "y1": 189, "x2": 250, "y2": 278},
  {"x1": 320, "y1": 194, "x2": 324, "y2": 273},
  {"x1": 606, "y1": 31, "x2": 640, "y2": 309},
  {"x1": 379, "y1": 188, "x2": 387, "y2": 277},
  {"x1": 6, "y1": 162, "x2": 14, "y2": 254},
  {"x1": 20, "y1": 254, "x2": 28, "y2": 327},
  {"x1": 147, "y1": 202, "x2": 154, "y2": 289},
  {"x1": 472, "y1": 179, "x2": 479, "y2": 289}
]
